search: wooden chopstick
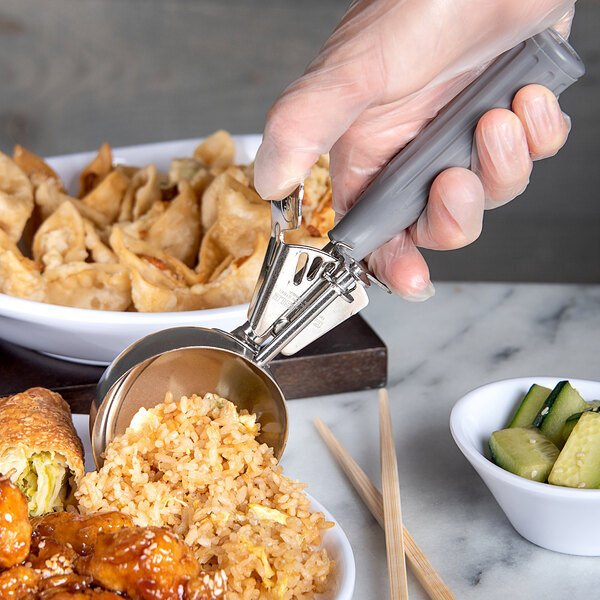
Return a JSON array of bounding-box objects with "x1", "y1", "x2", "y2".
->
[
  {"x1": 379, "y1": 388, "x2": 409, "y2": 600},
  {"x1": 313, "y1": 417, "x2": 457, "y2": 600}
]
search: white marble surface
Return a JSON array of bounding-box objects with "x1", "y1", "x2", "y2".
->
[{"x1": 279, "y1": 281, "x2": 600, "y2": 599}]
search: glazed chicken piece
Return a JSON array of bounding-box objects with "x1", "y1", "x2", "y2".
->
[
  {"x1": 77, "y1": 526, "x2": 204, "y2": 600},
  {"x1": 27, "y1": 536, "x2": 78, "y2": 575},
  {"x1": 39, "y1": 589, "x2": 125, "y2": 599},
  {"x1": 37, "y1": 572, "x2": 92, "y2": 595},
  {"x1": 185, "y1": 572, "x2": 227, "y2": 600},
  {"x1": 0, "y1": 475, "x2": 32, "y2": 569},
  {"x1": 31, "y1": 510, "x2": 134, "y2": 556},
  {"x1": 0, "y1": 564, "x2": 40, "y2": 599}
]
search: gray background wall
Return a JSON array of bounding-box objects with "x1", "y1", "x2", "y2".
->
[{"x1": 1, "y1": 0, "x2": 598, "y2": 284}]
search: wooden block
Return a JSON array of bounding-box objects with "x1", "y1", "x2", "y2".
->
[{"x1": 0, "y1": 315, "x2": 387, "y2": 413}]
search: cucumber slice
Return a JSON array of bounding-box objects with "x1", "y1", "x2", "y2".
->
[
  {"x1": 489, "y1": 427, "x2": 559, "y2": 482},
  {"x1": 560, "y1": 405, "x2": 600, "y2": 445},
  {"x1": 548, "y1": 411, "x2": 600, "y2": 489},
  {"x1": 508, "y1": 384, "x2": 551, "y2": 428},
  {"x1": 532, "y1": 381, "x2": 588, "y2": 448}
]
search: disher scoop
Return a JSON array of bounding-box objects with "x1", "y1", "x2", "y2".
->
[{"x1": 91, "y1": 28, "x2": 584, "y2": 467}]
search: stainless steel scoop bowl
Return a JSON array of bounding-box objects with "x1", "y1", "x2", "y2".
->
[
  {"x1": 90, "y1": 28, "x2": 583, "y2": 468},
  {"x1": 91, "y1": 327, "x2": 288, "y2": 464}
]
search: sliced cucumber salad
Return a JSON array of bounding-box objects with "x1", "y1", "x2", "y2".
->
[{"x1": 489, "y1": 381, "x2": 600, "y2": 489}]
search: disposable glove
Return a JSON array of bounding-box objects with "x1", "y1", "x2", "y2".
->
[{"x1": 254, "y1": 0, "x2": 575, "y2": 300}]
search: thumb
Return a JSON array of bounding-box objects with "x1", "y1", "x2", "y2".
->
[
  {"x1": 254, "y1": 2, "x2": 390, "y2": 200},
  {"x1": 253, "y1": 62, "x2": 380, "y2": 200}
]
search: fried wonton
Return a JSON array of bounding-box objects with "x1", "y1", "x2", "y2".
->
[
  {"x1": 128, "y1": 268, "x2": 207, "y2": 312},
  {"x1": 168, "y1": 157, "x2": 202, "y2": 184},
  {"x1": 195, "y1": 223, "x2": 229, "y2": 283},
  {"x1": 302, "y1": 155, "x2": 331, "y2": 218},
  {"x1": 32, "y1": 201, "x2": 87, "y2": 269},
  {"x1": 218, "y1": 182, "x2": 268, "y2": 253},
  {"x1": 35, "y1": 177, "x2": 111, "y2": 229},
  {"x1": 284, "y1": 155, "x2": 332, "y2": 248},
  {"x1": 0, "y1": 230, "x2": 45, "y2": 302},
  {"x1": 0, "y1": 151, "x2": 34, "y2": 242},
  {"x1": 109, "y1": 226, "x2": 199, "y2": 291},
  {"x1": 83, "y1": 219, "x2": 118, "y2": 264},
  {"x1": 12, "y1": 145, "x2": 63, "y2": 190},
  {"x1": 200, "y1": 168, "x2": 251, "y2": 233},
  {"x1": 119, "y1": 164, "x2": 161, "y2": 222},
  {"x1": 144, "y1": 180, "x2": 201, "y2": 267},
  {"x1": 81, "y1": 170, "x2": 129, "y2": 223},
  {"x1": 44, "y1": 262, "x2": 131, "y2": 311},
  {"x1": 79, "y1": 142, "x2": 113, "y2": 198},
  {"x1": 191, "y1": 235, "x2": 268, "y2": 309},
  {"x1": 193, "y1": 130, "x2": 236, "y2": 168}
]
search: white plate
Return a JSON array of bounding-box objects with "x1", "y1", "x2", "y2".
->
[
  {"x1": 73, "y1": 413, "x2": 355, "y2": 599},
  {"x1": 0, "y1": 136, "x2": 265, "y2": 365}
]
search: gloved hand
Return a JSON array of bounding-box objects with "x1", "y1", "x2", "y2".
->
[{"x1": 254, "y1": 0, "x2": 575, "y2": 300}]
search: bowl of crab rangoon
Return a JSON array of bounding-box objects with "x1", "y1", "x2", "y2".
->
[{"x1": 0, "y1": 131, "x2": 334, "y2": 364}]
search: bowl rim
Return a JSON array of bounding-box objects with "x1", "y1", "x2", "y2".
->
[
  {"x1": 0, "y1": 290, "x2": 248, "y2": 324},
  {"x1": 309, "y1": 494, "x2": 356, "y2": 600},
  {"x1": 450, "y1": 375, "x2": 600, "y2": 498}
]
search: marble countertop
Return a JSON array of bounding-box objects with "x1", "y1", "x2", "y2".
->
[{"x1": 280, "y1": 281, "x2": 600, "y2": 599}]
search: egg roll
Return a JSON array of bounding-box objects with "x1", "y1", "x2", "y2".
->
[{"x1": 0, "y1": 387, "x2": 84, "y2": 517}]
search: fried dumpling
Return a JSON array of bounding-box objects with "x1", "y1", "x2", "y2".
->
[
  {"x1": 79, "y1": 142, "x2": 113, "y2": 197},
  {"x1": 284, "y1": 155, "x2": 332, "y2": 248},
  {"x1": 301, "y1": 154, "x2": 331, "y2": 220},
  {"x1": 109, "y1": 226, "x2": 199, "y2": 290},
  {"x1": 44, "y1": 262, "x2": 131, "y2": 311},
  {"x1": 193, "y1": 130, "x2": 236, "y2": 168},
  {"x1": 210, "y1": 175, "x2": 270, "y2": 258},
  {"x1": 200, "y1": 172, "x2": 230, "y2": 233},
  {"x1": 0, "y1": 151, "x2": 34, "y2": 242},
  {"x1": 191, "y1": 235, "x2": 268, "y2": 308},
  {"x1": 12, "y1": 145, "x2": 63, "y2": 190},
  {"x1": 119, "y1": 164, "x2": 161, "y2": 222},
  {"x1": 0, "y1": 230, "x2": 45, "y2": 302},
  {"x1": 35, "y1": 177, "x2": 111, "y2": 229},
  {"x1": 120, "y1": 200, "x2": 167, "y2": 240},
  {"x1": 32, "y1": 201, "x2": 87, "y2": 269},
  {"x1": 83, "y1": 219, "x2": 118, "y2": 264},
  {"x1": 81, "y1": 170, "x2": 129, "y2": 223},
  {"x1": 128, "y1": 268, "x2": 207, "y2": 312},
  {"x1": 144, "y1": 180, "x2": 201, "y2": 267},
  {"x1": 195, "y1": 223, "x2": 229, "y2": 282},
  {"x1": 168, "y1": 157, "x2": 202, "y2": 184}
]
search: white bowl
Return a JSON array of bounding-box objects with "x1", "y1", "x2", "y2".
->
[
  {"x1": 73, "y1": 414, "x2": 355, "y2": 599},
  {"x1": 0, "y1": 136, "x2": 264, "y2": 365},
  {"x1": 450, "y1": 376, "x2": 600, "y2": 556}
]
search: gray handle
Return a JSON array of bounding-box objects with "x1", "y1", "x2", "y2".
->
[{"x1": 328, "y1": 28, "x2": 585, "y2": 262}]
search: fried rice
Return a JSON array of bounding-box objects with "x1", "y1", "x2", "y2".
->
[{"x1": 75, "y1": 392, "x2": 334, "y2": 600}]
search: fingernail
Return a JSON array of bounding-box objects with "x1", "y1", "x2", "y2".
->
[
  {"x1": 254, "y1": 141, "x2": 313, "y2": 200},
  {"x1": 401, "y1": 280, "x2": 436, "y2": 302},
  {"x1": 523, "y1": 93, "x2": 565, "y2": 148},
  {"x1": 562, "y1": 111, "x2": 572, "y2": 134}
]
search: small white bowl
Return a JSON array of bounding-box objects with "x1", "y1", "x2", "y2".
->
[{"x1": 450, "y1": 376, "x2": 600, "y2": 556}]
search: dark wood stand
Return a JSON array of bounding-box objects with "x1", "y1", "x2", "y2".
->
[{"x1": 0, "y1": 315, "x2": 387, "y2": 413}]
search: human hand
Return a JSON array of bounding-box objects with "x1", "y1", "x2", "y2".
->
[{"x1": 254, "y1": 0, "x2": 575, "y2": 300}]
